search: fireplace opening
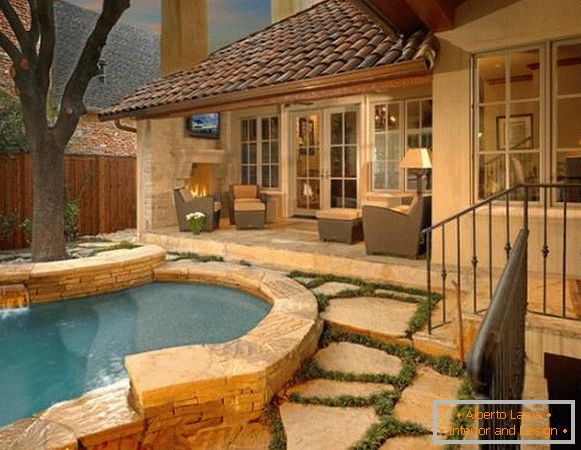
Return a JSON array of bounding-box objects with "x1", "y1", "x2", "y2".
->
[{"x1": 187, "y1": 163, "x2": 213, "y2": 198}]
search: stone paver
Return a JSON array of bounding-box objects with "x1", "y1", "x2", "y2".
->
[
  {"x1": 286, "y1": 379, "x2": 394, "y2": 399},
  {"x1": 280, "y1": 403, "x2": 378, "y2": 450},
  {"x1": 321, "y1": 297, "x2": 417, "y2": 340},
  {"x1": 379, "y1": 435, "x2": 442, "y2": 449},
  {"x1": 312, "y1": 281, "x2": 360, "y2": 296},
  {"x1": 393, "y1": 366, "x2": 461, "y2": 433},
  {"x1": 314, "y1": 342, "x2": 402, "y2": 375},
  {"x1": 293, "y1": 276, "x2": 316, "y2": 285},
  {"x1": 229, "y1": 422, "x2": 271, "y2": 450}
]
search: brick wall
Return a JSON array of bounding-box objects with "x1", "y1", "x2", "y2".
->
[
  {"x1": 69, "y1": 113, "x2": 136, "y2": 156},
  {"x1": 0, "y1": 0, "x2": 30, "y2": 91},
  {"x1": 0, "y1": 2, "x2": 137, "y2": 157}
]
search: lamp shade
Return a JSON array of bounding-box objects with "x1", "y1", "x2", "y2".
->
[{"x1": 399, "y1": 148, "x2": 432, "y2": 169}]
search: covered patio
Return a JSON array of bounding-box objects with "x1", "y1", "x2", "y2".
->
[{"x1": 144, "y1": 218, "x2": 428, "y2": 288}]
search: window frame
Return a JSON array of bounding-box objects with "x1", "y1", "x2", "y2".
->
[
  {"x1": 552, "y1": 37, "x2": 581, "y2": 204},
  {"x1": 239, "y1": 115, "x2": 280, "y2": 189},
  {"x1": 370, "y1": 97, "x2": 433, "y2": 193},
  {"x1": 472, "y1": 44, "x2": 545, "y2": 203}
]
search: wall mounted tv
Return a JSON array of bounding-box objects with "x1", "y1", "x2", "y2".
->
[{"x1": 186, "y1": 113, "x2": 220, "y2": 139}]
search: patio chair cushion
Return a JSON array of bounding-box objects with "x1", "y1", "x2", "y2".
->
[
  {"x1": 233, "y1": 185, "x2": 258, "y2": 199},
  {"x1": 390, "y1": 204, "x2": 411, "y2": 213},
  {"x1": 316, "y1": 208, "x2": 362, "y2": 221},
  {"x1": 234, "y1": 201, "x2": 266, "y2": 212},
  {"x1": 234, "y1": 198, "x2": 260, "y2": 204}
]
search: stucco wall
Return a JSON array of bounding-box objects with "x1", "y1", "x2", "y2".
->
[{"x1": 431, "y1": 0, "x2": 581, "y2": 276}]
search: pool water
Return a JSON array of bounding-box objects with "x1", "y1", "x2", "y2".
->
[{"x1": 0, "y1": 282, "x2": 270, "y2": 427}]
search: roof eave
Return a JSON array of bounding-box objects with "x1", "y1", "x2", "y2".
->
[{"x1": 100, "y1": 59, "x2": 430, "y2": 122}]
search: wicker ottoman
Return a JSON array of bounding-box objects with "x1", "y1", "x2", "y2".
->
[
  {"x1": 316, "y1": 208, "x2": 363, "y2": 244},
  {"x1": 234, "y1": 200, "x2": 266, "y2": 230}
]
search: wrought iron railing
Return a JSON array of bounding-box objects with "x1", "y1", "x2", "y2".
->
[
  {"x1": 421, "y1": 183, "x2": 581, "y2": 334},
  {"x1": 466, "y1": 229, "x2": 528, "y2": 449}
]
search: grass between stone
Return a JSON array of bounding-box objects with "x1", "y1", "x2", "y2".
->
[
  {"x1": 289, "y1": 270, "x2": 441, "y2": 338},
  {"x1": 88, "y1": 240, "x2": 141, "y2": 256},
  {"x1": 167, "y1": 251, "x2": 225, "y2": 263},
  {"x1": 270, "y1": 326, "x2": 467, "y2": 449},
  {"x1": 265, "y1": 401, "x2": 286, "y2": 450}
]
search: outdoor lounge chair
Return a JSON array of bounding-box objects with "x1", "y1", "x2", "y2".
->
[
  {"x1": 173, "y1": 187, "x2": 222, "y2": 232},
  {"x1": 228, "y1": 184, "x2": 268, "y2": 229},
  {"x1": 362, "y1": 195, "x2": 432, "y2": 258}
]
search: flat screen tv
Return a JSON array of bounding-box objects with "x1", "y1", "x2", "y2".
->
[{"x1": 186, "y1": 113, "x2": 220, "y2": 139}]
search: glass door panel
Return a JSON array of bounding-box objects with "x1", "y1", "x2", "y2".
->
[
  {"x1": 294, "y1": 113, "x2": 321, "y2": 214},
  {"x1": 329, "y1": 110, "x2": 358, "y2": 208}
]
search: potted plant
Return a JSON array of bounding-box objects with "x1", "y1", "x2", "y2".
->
[{"x1": 186, "y1": 211, "x2": 206, "y2": 235}]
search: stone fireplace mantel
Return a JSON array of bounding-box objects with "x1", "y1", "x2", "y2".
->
[{"x1": 171, "y1": 147, "x2": 225, "y2": 180}]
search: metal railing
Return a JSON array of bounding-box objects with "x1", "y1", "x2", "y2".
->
[
  {"x1": 466, "y1": 229, "x2": 528, "y2": 449},
  {"x1": 421, "y1": 183, "x2": 581, "y2": 334}
]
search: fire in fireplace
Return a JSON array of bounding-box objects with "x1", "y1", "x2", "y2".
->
[{"x1": 187, "y1": 163, "x2": 213, "y2": 198}]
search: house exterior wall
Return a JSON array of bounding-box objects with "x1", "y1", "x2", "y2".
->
[{"x1": 432, "y1": 0, "x2": 581, "y2": 276}]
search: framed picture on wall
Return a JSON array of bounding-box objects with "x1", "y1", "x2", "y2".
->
[{"x1": 496, "y1": 114, "x2": 533, "y2": 150}]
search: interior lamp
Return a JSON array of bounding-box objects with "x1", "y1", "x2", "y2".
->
[{"x1": 400, "y1": 148, "x2": 432, "y2": 196}]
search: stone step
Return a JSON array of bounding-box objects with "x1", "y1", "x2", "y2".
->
[
  {"x1": 313, "y1": 342, "x2": 402, "y2": 376},
  {"x1": 286, "y1": 379, "x2": 394, "y2": 399},
  {"x1": 393, "y1": 366, "x2": 462, "y2": 434},
  {"x1": 312, "y1": 281, "x2": 360, "y2": 296},
  {"x1": 279, "y1": 403, "x2": 378, "y2": 450},
  {"x1": 320, "y1": 296, "x2": 416, "y2": 344}
]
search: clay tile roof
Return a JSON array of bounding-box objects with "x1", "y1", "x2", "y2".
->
[{"x1": 101, "y1": 0, "x2": 437, "y2": 120}]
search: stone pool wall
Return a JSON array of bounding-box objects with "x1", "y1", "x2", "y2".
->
[
  {"x1": 0, "y1": 245, "x2": 166, "y2": 303},
  {"x1": 0, "y1": 261, "x2": 321, "y2": 450}
]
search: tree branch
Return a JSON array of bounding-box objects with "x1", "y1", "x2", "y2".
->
[
  {"x1": 0, "y1": 29, "x2": 20, "y2": 62},
  {"x1": 0, "y1": 0, "x2": 30, "y2": 52},
  {"x1": 54, "y1": 0, "x2": 130, "y2": 146},
  {"x1": 36, "y1": 0, "x2": 54, "y2": 97},
  {"x1": 28, "y1": 0, "x2": 40, "y2": 49}
]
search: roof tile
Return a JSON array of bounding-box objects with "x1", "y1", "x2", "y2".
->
[{"x1": 101, "y1": 0, "x2": 436, "y2": 118}]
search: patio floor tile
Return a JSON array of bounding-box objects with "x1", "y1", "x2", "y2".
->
[
  {"x1": 313, "y1": 342, "x2": 402, "y2": 376},
  {"x1": 286, "y1": 379, "x2": 394, "y2": 399}
]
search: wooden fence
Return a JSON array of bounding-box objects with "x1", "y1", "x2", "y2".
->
[{"x1": 0, "y1": 153, "x2": 136, "y2": 250}]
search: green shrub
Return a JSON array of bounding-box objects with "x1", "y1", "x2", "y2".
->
[
  {"x1": 63, "y1": 199, "x2": 79, "y2": 242},
  {"x1": 0, "y1": 92, "x2": 27, "y2": 153},
  {"x1": 0, "y1": 211, "x2": 17, "y2": 241},
  {"x1": 20, "y1": 218, "x2": 32, "y2": 245}
]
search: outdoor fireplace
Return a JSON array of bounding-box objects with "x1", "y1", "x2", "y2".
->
[
  {"x1": 173, "y1": 162, "x2": 222, "y2": 232},
  {"x1": 187, "y1": 163, "x2": 213, "y2": 198}
]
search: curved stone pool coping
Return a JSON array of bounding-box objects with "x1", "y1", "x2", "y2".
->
[
  {"x1": 0, "y1": 260, "x2": 321, "y2": 449},
  {"x1": 0, "y1": 244, "x2": 167, "y2": 303}
]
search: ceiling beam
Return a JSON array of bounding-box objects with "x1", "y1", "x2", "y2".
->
[
  {"x1": 366, "y1": 0, "x2": 465, "y2": 33},
  {"x1": 403, "y1": 0, "x2": 460, "y2": 32}
]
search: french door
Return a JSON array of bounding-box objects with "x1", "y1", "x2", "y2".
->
[{"x1": 292, "y1": 107, "x2": 359, "y2": 216}]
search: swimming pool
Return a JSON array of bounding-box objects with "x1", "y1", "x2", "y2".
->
[{"x1": 0, "y1": 282, "x2": 270, "y2": 427}]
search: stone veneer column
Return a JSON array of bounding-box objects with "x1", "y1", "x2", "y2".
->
[
  {"x1": 270, "y1": 0, "x2": 325, "y2": 23},
  {"x1": 161, "y1": 0, "x2": 208, "y2": 76},
  {"x1": 137, "y1": 0, "x2": 213, "y2": 235}
]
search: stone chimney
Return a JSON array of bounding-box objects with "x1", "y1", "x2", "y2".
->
[
  {"x1": 161, "y1": 0, "x2": 208, "y2": 76},
  {"x1": 271, "y1": 0, "x2": 325, "y2": 23}
]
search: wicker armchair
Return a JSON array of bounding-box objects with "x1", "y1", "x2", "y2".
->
[
  {"x1": 173, "y1": 187, "x2": 222, "y2": 232},
  {"x1": 228, "y1": 184, "x2": 268, "y2": 229},
  {"x1": 362, "y1": 195, "x2": 431, "y2": 258}
]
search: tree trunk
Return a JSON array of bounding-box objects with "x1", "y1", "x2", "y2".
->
[{"x1": 30, "y1": 138, "x2": 66, "y2": 261}]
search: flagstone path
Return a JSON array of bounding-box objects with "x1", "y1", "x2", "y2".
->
[{"x1": 266, "y1": 278, "x2": 470, "y2": 450}]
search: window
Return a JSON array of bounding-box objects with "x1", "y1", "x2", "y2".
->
[
  {"x1": 554, "y1": 41, "x2": 581, "y2": 202},
  {"x1": 240, "y1": 116, "x2": 279, "y2": 188},
  {"x1": 474, "y1": 38, "x2": 581, "y2": 203},
  {"x1": 371, "y1": 98, "x2": 432, "y2": 192},
  {"x1": 474, "y1": 48, "x2": 542, "y2": 200}
]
